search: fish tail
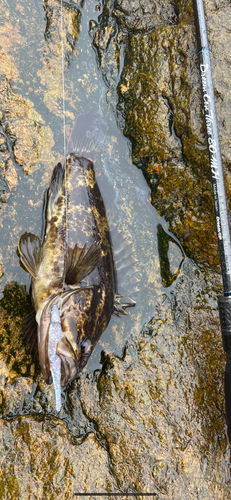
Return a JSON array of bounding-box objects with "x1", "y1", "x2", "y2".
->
[{"x1": 66, "y1": 113, "x2": 107, "y2": 159}]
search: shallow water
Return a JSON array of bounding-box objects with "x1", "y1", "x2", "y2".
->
[
  {"x1": 0, "y1": 0, "x2": 184, "y2": 365},
  {"x1": 0, "y1": 0, "x2": 231, "y2": 498}
]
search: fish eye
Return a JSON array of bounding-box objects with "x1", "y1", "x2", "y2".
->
[{"x1": 80, "y1": 339, "x2": 91, "y2": 355}]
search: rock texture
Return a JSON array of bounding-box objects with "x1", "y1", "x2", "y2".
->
[
  {"x1": 91, "y1": 0, "x2": 231, "y2": 268},
  {"x1": 0, "y1": 0, "x2": 231, "y2": 498}
]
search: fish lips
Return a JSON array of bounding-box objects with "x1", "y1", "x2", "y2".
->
[
  {"x1": 54, "y1": 336, "x2": 93, "y2": 387},
  {"x1": 56, "y1": 335, "x2": 79, "y2": 387},
  {"x1": 45, "y1": 321, "x2": 92, "y2": 388},
  {"x1": 55, "y1": 328, "x2": 94, "y2": 386}
]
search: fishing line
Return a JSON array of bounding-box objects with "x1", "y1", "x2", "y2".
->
[
  {"x1": 47, "y1": 0, "x2": 68, "y2": 412},
  {"x1": 60, "y1": 0, "x2": 68, "y2": 312}
]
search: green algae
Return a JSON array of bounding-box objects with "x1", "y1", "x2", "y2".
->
[
  {"x1": 116, "y1": 24, "x2": 218, "y2": 267},
  {"x1": 93, "y1": 0, "x2": 231, "y2": 269},
  {"x1": 0, "y1": 283, "x2": 37, "y2": 384}
]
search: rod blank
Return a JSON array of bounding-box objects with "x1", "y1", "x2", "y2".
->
[{"x1": 193, "y1": 0, "x2": 231, "y2": 442}]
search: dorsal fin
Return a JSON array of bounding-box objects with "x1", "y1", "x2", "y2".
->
[
  {"x1": 47, "y1": 162, "x2": 64, "y2": 221},
  {"x1": 18, "y1": 232, "x2": 42, "y2": 278},
  {"x1": 41, "y1": 187, "x2": 49, "y2": 241},
  {"x1": 65, "y1": 242, "x2": 102, "y2": 286}
]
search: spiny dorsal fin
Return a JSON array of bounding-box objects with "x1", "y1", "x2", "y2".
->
[
  {"x1": 41, "y1": 188, "x2": 49, "y2": 242},
  {"x1": 47, "y1": 162, "x2": 64, "y2": 222},
  {"x1": 65, "y1": 242, "x2": 102, "y2": 286},
  {"x1": 18, "y1": 232, "x2": 42, "y2": 278}
]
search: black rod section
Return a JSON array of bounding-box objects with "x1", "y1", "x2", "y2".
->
[{"x1": 193, "y1": 0, "x2": 231, "y2": 441}]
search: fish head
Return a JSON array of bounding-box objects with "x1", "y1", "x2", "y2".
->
[
  {"x1": 39, "y1": 287, "x2": 98, "y2": 387},
  {"x1": 57, "y1": 288, "x2": 98, "y2": 386},
  {"x1": 36, "y1": 239, "x2": 104, "y2": 387}
]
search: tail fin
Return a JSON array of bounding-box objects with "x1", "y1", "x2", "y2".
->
[{"x1": 66, "y1": 113, "x2": 107, "y2": 160}]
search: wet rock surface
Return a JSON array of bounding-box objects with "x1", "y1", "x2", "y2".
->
[
  {"x1": 0, "y1": 419, "x2": 118, "y2": 498},
  {"x1": 0, "y1": 263, "x2": 230, "y2": 497},
  {"x1": 0, "y1": 0, "x2": 231, "y2": 498},
  {"x1": 92, "y1": 0, "x2": 231, "y2": 268}
]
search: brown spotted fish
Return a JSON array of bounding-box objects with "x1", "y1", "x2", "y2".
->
[{"x1": 18, "y1": 114, "x2": 135, "y2": 406}]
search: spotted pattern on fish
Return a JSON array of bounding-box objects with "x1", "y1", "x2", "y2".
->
[{"x1": 18, "y1": 154, "x2": 117, "y2": 387}]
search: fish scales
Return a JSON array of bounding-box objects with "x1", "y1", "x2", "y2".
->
[
  {"x1": 18, "y1": 114, "x2": 136, "y2": 402},
  {"x1": 18, "y1": 153, "x2": 117, "y2": 387},
  {"x1": 66, "y1": 155, "x2": 116, "y2": 293}
]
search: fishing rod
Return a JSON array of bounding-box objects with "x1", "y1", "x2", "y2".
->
[{"x1": 193, "y1": 0, "x2": 231, "y2": 441}]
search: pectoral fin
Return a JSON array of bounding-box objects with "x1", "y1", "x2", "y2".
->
[
  {"x1": 65, "y1": 242, "x2": 102, "y2": 286},
  {"x1": 18, "y1": 232, "x2": 42, "y2": 278},
  {"x1": 21, "y1": 309, "x2": 38, "y2": 358}
]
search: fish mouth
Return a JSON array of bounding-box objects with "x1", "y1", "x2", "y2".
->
[
  {"x1": 56, "y1": 335, "x2": 79, "y2": 387},
  {"x1": 40, "y1": 285, "x2": 93, "y2": 385},
  {"x1": 55, "y1": 332, "x2": 93, "y2": 387}
]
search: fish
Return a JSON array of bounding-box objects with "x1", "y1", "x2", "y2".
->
[{"x1": 18, "y1": 114, "x2": 135, "y2": 396}]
